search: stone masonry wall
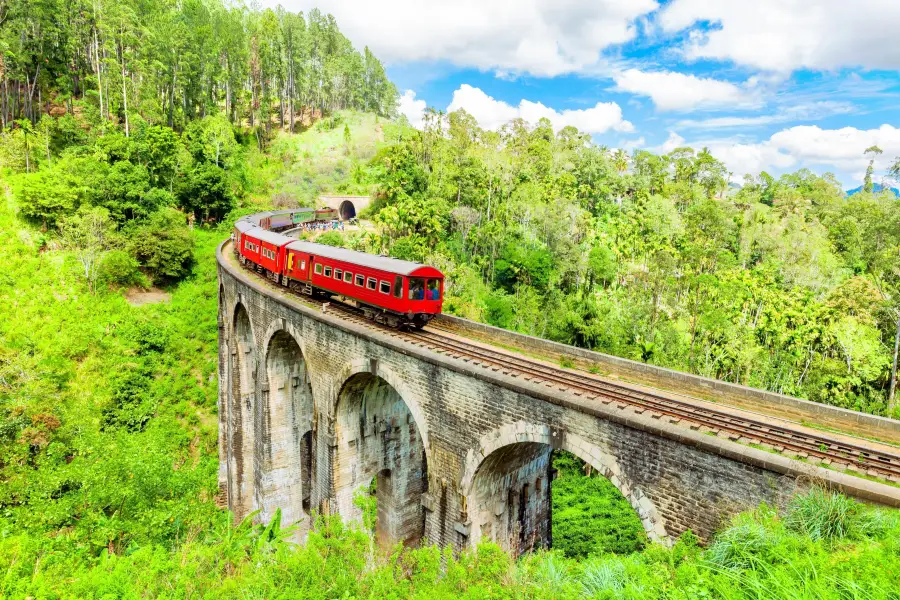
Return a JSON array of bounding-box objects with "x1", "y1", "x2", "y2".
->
[{"x1": 217, "y1": 242, "x2": 900, "y2": 551}]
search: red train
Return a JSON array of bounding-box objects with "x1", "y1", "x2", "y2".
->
[{"x1": 232, "y1": 211, "x2": 444, "y2": 328}]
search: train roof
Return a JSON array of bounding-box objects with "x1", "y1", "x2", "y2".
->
[
  {"x1": 234, "y1": 220, "x2": 256, "y2": 233},
  {"x1": 286, "y1": 240, "x2": 444, "y2": 277},
  {"x1": 243, "y1": 227, "x2": 296, "y2": 246}
]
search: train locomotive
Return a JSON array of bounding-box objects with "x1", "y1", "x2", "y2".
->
[{"x1": 232, "y1": 210, "x2": 444, "y2": 329}]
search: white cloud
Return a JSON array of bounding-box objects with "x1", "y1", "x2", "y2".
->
[
  {"x1": 620, "y1": 136, "x2": 646, "y2": 150},
  {"x1": 266, "y1": 0, "x2": 658, "y2": 76},
  {"x1": 768, "y1": 125, "x2": 900, "y2": 172},
  {"x1": 657, "y1": 131, "x2": 686, "y2": 154},
  {"x1": 612, "y1": 69, "x2": 755, "y2": 111},
  {"x1": 398, "y1": 90, "x2": 426, "y2": 128},
  {"x1": 676, "y1": 101, "x2": 855, "y2": 130},
  {"x1": 673, "y1": 124, "x2": 900, "y2": 184},
  {"x1": 446, "y1": 84, "x2": 634, "y2": 134},
  {"x1": 703, "y1": 141, "x2": 797, "y2": 182},
  {"x1": 659, "y1": 0, "x2": 900, "y2": 72}
]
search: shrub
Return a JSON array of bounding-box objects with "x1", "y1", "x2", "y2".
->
[
  {"x1": 581, "y1": 558, "x2": 626, "y2": 597},
  {"x1": 101, "y1": 365, "x2": 156, "y2": 431},
  {"x1": 128, "y1": 208, "x2": 194, "y2": 283},
  {"x1": 705, "y1": 509, "x2": 780, "y2": 569},
  {"x1": 317, "y1": 231, "x2": 344, "y2": 247},
  {"x1": 99, "y1": 250, "x2": 149, "y2": 288},
  {"x1": 14, "y1": 168, "x2": 77, "y2": 229}
]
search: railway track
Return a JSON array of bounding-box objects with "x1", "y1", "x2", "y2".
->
[{"x1": 235, "y1": 251, "x2": 900, "y2": 485}]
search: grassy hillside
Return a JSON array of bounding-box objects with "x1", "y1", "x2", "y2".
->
[
  {"x1": 1, "y1": 113, "x2": 900, "y2": 599},
  {"x1": 0, "y1": 190, "x2": 221, "y2": 558},
  {"x1": 245, "y1": 111, "x2": 404, "y2": 206}
]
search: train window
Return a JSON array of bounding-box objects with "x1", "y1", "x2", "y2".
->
[
  {"x1": 324, "y1": 267, "x2": 332, "y2": 278},
  {"x1": 344, "y1": 271, "x2": 353, "y2": 283},
  {"x1": 427, "y1": 279, "x2": 441, "y2": 301},
  {"x1": 314, "y1": 263, "x2": 323, "y2": 275},
  {"x1": 393, "y1": 276, "x2": 403, "y2": 298},
  {"x1": 355, "y1": 274, "x2": 365, "y2": 286},
  {"x1": 367, "y1": 277, "x2": 377, "y2": 290},
  {"x1": 335, "y1": 269, "x2": 343, "y2": 280},
  {"x1": 408, "y1": 278, "x2": 425, "y2": 301},
  {"x1": 300, "y1": 260, "x2": 306, "y2": 270},
  {"x1": 379, "y1": 281, "x2": 390, "y2": 295}
]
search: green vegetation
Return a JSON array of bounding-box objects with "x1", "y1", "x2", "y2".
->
[
  {"x1": 551, "y1": 452, "x2": 647, "y2": 558},
  {"x1": 3, "y1": 486, "x2": 900, "y2": 599},
  {"x1": 349, "y1": 115, "x2": 900, "y2": 417},
  {"x1": 0, "y1": 0, "x2": 397, "y2": 132},
  {"x1": 2, "y1": 4, "x2": 900, "y2": 595},
  {"x1": 0, "y1": 195, "x2": 221, "y2": 557}
]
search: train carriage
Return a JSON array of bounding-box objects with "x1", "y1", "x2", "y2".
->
[
  {"x1": 232, "y1": 213, "x2": 444, "y2": 328},
  {"x1": 239, "y1": 228, "x2": 294, "y2": 282},
  {"x1": 283, "y1": 241, "x2": 443, "y2": 328},
  {"x1": 268, "y1": 212, "x2": 294, "y2": 230},
  {"x1": 233, "y1": 220, "x2": 256, "y2": 257}
]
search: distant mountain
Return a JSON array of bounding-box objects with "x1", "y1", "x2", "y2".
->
[{"x1": 845, "y1": 183, "x2": 900, "y2": 197}]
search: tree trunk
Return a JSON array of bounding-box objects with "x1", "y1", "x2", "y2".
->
[
  {"x1": 889, "y1": 312, "x2": 900, "y2": 414},
  {"x1": 94, "y1": 28, "x2": 104, "y2": 120},
  {"x1": 120, "y1": 34, "x2": 129, "y2": 136}
]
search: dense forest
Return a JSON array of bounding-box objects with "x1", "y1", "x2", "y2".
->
[
  {"x1": 0, "y1": 0, "x2": 397, "y2": 131},
  {"x1": 323, "y1": 113, "x2": 900, "y2": 417},
  {"x1": 1, "y1": 2, "x2": 900, "y2": 597}
]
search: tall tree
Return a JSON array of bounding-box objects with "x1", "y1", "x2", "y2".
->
[{"x1": 864, "y1": 145, "x2": 883, "y2": 193}]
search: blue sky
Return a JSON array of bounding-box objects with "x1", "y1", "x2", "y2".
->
[{"x1": 269, "y1": 0, "x2": 900, "y2": 188}]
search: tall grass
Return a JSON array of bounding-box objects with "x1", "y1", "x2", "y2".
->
[{"x1": 784, "y1": 487, "x2": 859, "y2": 542}]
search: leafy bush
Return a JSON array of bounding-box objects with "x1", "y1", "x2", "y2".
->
[
  {"x1": 14, "y1": 168, "x2": 78, "y2": 228},
  {"x1": 128, "y1": 208, "x2": 195, "y2": 283},
  {"x1": 317, "y1": 230, "x2": 345, "y2": 247},
  {"x1": 551, "y1": 451, "x2": 647, "y2": 558},
  {"x1": 98, "y1": 250, "x2": 149, "y2": 288},
  {"x1": 102, "y1": 365, "x2": 157, "y2": 431},
  {"x1": 176, "y1": 162, "x2": 237, "y2": 222}
]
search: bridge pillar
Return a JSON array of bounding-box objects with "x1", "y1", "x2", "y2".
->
[
  {"x1": 227, "y1": 305, "x2": 257, "y2": 521},
  {"x1": 255, "y1": 330, "x2": 314, "y2": 538}
]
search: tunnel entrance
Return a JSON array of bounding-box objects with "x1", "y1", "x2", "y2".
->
[
  {"x1": 263, "y1": 330, "x2": 314, "y2": 531},
  {"x1": 469, "y1": 442, "x2": 648, "y2": 558},
  {"x1": 334, "y1": 373, "x2": 427, "y2": 547},
  {"x1": 338, "y1": 200, "x2": 356, "y2": 220},
  {"x1": 230, "y1": 305, "x2": 256, "y2": 520}
]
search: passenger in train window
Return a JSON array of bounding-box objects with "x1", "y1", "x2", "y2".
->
[
  {"x1": 409, "y1": 278, "x2": 425, "y2": 300},
  {"x1": 427, "y1": 279, "x2": 441, "y2": 300}
]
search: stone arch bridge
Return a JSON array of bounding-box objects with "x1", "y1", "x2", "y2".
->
[{"x1": 217, "y1": 241, "x2": 900, "y2": 554}]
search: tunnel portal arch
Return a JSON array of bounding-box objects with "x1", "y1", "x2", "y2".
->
[{"x1": 338, "y1": 200, "x2": 356, "y2": 220}]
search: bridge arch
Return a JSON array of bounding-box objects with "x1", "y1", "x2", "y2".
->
[
  {"x1": 461, "y1": 422, "x2": 669, "y2": 555},
  {"x1": 331, "y1": 361, "x2": 430, "y2": 548},
  {"x1": 329, "y1": 359, "x2": 431, "y2": 451},
  {"x1": 257, "y1": 327, "x2": 314, "y2": 535},
  {"x1": 229, "y1": 302, "x2": 257, "y2": 520}
]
